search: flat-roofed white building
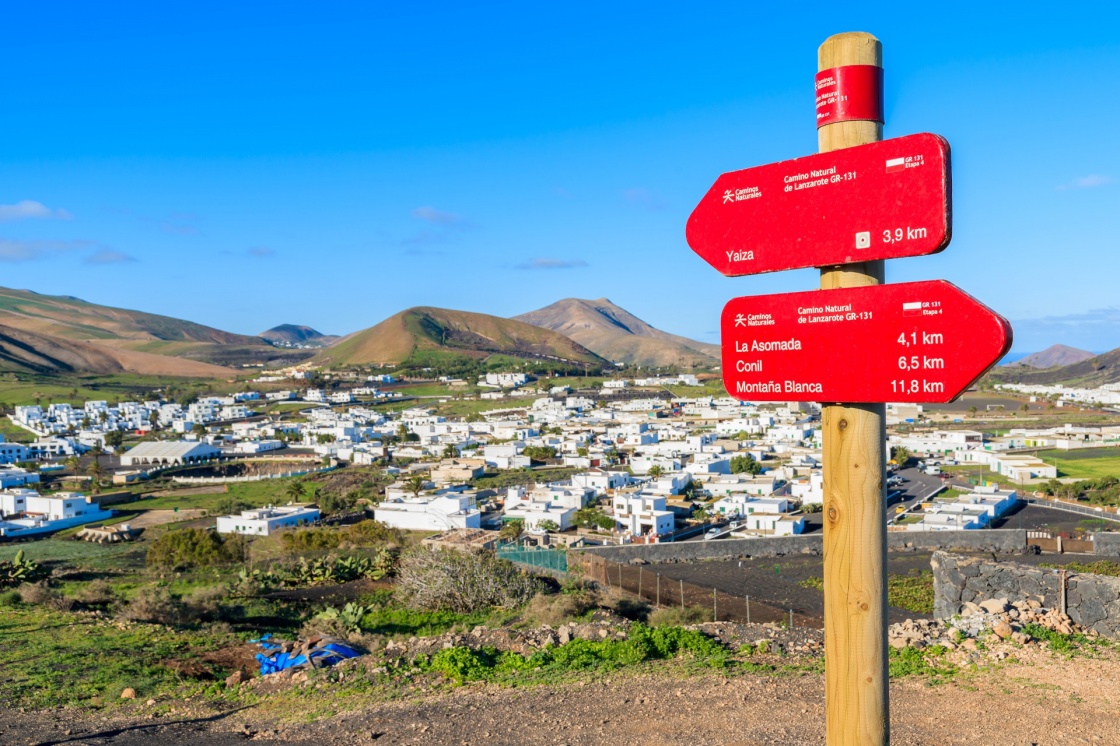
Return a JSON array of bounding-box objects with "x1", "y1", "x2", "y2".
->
[
  {"x1": 612, "y1": 493, "x2": 675, "y2": 537},
  {"x1": 375, "y1": 490, "x2": 482, "y2": 531},
  {"x1": 120, "y1": 440, "x2": 221, "y2": 467},
  {"x1": 216, "y1": 505, "x2": 320, "y2": 535}
]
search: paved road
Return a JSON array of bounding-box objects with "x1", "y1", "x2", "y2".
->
[{"x1": 885, "y1": 467, "x2": 948, "y2": 525}]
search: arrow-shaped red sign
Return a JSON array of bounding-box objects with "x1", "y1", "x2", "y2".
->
[
  {"x1": 687, "y1": 133, "x2": 951, "y2": 276},
  {"x1": 721, "y1": 280, "x2": 1011, "y2": 403}
]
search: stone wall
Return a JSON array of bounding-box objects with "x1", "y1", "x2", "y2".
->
[
  {"x1": 931, "y1": 551, "x2": 1120, "y2": 638},
  {"x1": 578, "y1": 529, "x2": 1027, "y2": 565}
]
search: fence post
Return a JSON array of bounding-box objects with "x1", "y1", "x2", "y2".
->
[
  {"x1": 680, "y1": 579, "x2": 685, "y2": 610},
  {"x1": 656, "y1": 574, "x2": 660, "y2": 607},
  {"x1": 746, "y1": 594, "x2": 750, "y2": 625},
  {"x1": 638, "y1": 566, "x2": 643, "y2": 598},
  {"x1": 619, "y1": 562, "x2": 623, "y2": 588},
  {"x1": 713, "y1": 588, "x2": 718, "y2": 622}
]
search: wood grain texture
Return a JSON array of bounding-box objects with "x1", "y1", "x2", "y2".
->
[{"x1": 817, "y1": 31, "x2": 890, "y2": 746}]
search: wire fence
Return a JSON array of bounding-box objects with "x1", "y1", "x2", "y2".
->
[
  {"x1": 575, "y1": 552, "x2": 821, "y2": 628},
  {"x1": 496, "y1": 544, "x2": 569, "y2": 572}
]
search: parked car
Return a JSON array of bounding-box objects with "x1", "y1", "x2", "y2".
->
[{"x1": 703, "y1": 527, "x2": 722, "y2": 541}]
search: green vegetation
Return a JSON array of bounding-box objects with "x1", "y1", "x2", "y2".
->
[
  {"x1": 0, "y1": 606, "x2": 243, "y2": 708},
  {"x1": 1019, "y1": 623, "x2": 1110, "y2": 657},
  {"x1": 1040, "y1": 560, "x2": 1120, "y2": 577},
  {"x1": 730, "y1": 454, "x2": 762, "y2": 475},
  {"x1": 888, "y1": 644, "x2": 956, "y2": 683},
  {"x1": 1040, "y1": 475, "x2": 1120, "y2": 507},
  {"x1": 1036, "y1": 448, "x2": 1120, "y2": 480},
  {"x1": 796, "y1": 571, "x2": 933, "y2": 615},
  {"x1": 0, "y1": 549, "x2": 46, "y2": 587},
  {"x1": 887, "y1": 570, "x2": 934, "y2": 614},
  {"x1": 418, "y1": 624, "x2": 729, "y2": 685},
  {"x1": 146, "y1": 529, "x2": 248, "y2": 569}
]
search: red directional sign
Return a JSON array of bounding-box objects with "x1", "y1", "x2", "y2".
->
[
  {"x1": 687, "y1": 133, "x2": 951, "y2": 276},
  {"x1": 721, "y1": 280, "x2": 1011, "y2": 403}
]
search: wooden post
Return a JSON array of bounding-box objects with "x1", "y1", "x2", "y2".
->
[
  {"x1": 746, "y1": 594, "x2": 750, "y2": 625},
  {"x1": 657, "y1": 573, "x2": 661, "y2": 607},
  {"x1": 638, "y1": 566, "x2": 643, "y2": 598},
  {"x1": 818, "y1": 32, "x2": 889, "y2": 746},
  {"x1": 680, "y1": 579, "x2": 685, "y2": 610},
  {"x1": 713, "y1": 588, "x2": 718, "y2": 621}
]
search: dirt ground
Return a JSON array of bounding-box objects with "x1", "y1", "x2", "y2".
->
[
  {"x1": 650, "y1": 550, "x2": 1112, "y2": 626},
  {"x1": 122, "y1": 509, "x2": 207, "y2": 529},
  {"x1": 4, "y1": 650, "x2": 1120, "y2": 745}
]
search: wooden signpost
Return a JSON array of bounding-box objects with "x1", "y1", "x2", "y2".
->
[{"x1": 686, "y1": 31, "x2": 1013, "y2": 745}]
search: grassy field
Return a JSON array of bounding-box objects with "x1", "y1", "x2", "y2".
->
[
  {"x1": 0, "y1": 372, "x2": 243, "y2": 407},
  {"x1": 430, "y1": 398, "x2": 527, "y2": 418},
  {"x1": 0, "y1": 418, "x2": 35, "y2": 442},
  {"x1": 1035, "y1": 448, "x2": 1120, "y2": 480}
]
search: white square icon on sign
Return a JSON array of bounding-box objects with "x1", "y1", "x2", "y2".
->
[{"x1": 855, "y1": 231, "x2": 871, "y2": 249}]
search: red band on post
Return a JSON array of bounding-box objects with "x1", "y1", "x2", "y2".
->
[{"x1": 815, "y1": 65, "x2": 883, "y2": 127}]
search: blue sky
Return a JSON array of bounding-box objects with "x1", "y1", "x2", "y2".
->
[{"x1": 1, "y1": 1, "x2": 1118, "y2": 354}]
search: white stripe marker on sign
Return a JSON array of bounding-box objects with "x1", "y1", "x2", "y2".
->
[{"x1": 885, "y1": 157, "x2": 905, "y2": 173}]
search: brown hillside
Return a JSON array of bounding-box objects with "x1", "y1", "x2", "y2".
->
[
  {"x1": 1008, "y1": 344, "x2": 1096, "y2": 369},
  {"x1": 0, "y1": 324, "x2": 231, "y2": 377},
  {"x1": 315, "y1": 307, "x2": 606, "y2": 367},
  {"x1": 514, "y1": 298, "x2": 719, "y2": 367},
  {"x1": 0, "y1": 287, "x2": 258, "y2": 344}
]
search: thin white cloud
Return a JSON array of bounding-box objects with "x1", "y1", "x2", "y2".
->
[
  {"x1": 0, "y1": 200, "x2": 73, "y2": 222},
  {"x1": 0, "y1": 238, "x2": 94, "y2": 262},
  {"x1": 248, "y1": 246, "x2": 275, "y2": 258},
  {"x1": 1057, "y1": 174, "x2": 1114, "y2": 191},
  {"x1": 1011, "y1": 307, "x2": 1120, "y2": 352},
  {"x1": 515, "y1": 258, "x2": 589, "y2": 270},
  {"x1": 86, "y1": 249, "x2": 136, "y2": 265},
  {"x1": 622, "y1": 187, "x2": 667, "y2": 211},
  {"x1": 411, "y1": 205, "x2": 463, "y2": 225}
]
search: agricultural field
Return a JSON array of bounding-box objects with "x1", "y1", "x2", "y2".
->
[{"x1": 1036, "y1": 448, "x2": 1120, "y2": 480}]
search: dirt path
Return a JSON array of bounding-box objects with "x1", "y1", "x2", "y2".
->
[{"x1": 7, "y1": 653, "x2": 1118, "y2": 745}]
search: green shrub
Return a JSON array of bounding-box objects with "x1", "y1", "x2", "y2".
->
[
  {"x1": 395, "y1": 548, "x2": 542, "y2": 613},
  {"x1": 648, "y1": 605, "x2": 713, "y2": 626},
  {"x1": 0, "y1": 588, "x2": 22, "y2": 606},
  {"x1": 146, "y1": 529, "x2": 245, "y2": 569},
  {"x1": 118, "y1": 586, "x2": 181, "y2": 625}
]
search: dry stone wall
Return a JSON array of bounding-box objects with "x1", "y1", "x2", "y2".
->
[{"x1": 932, "y1": 551, "x2": 1120, "y2": 638}]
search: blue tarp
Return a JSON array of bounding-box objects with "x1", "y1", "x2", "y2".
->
[{"x1": 253, "y1": 635, "x2": 363, "y2": 675}]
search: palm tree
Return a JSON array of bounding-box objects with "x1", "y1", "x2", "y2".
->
[
  {"x1": 499, "y1": 519, "x2": 524, "y2": 543},
  {"x1": 404, "y1": 474, "x2": 428, "y2": 499},
  {"x1": 285, "y1": 480, "x2": 306, "y2": 502},
  {"x1": 64, "y1": 455, "x2": 80, "y2": 474},
  {"x1": 86, "y1": 460, "x2": 104, "y2": 494},
  {"x1": 648, "y1": 464, "x2": 664, "y2": 479}
]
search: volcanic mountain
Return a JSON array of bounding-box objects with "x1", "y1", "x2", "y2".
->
[
  {"x1": 1008, "y1": 344, "x2": 1096, "y2": 369},
  {"x1": 990, "y1": 346, "x2": 1120, "y2": 387},
  {"x1": 260, "y1": 324, "x2": 339, "y2": 347},
  {"x1": 0, "y1": 287, "x2": 313, "y2": 370},
  {"x1": 513, "y1": 298, "x2": 719, "y2": 367},
  {"x1": 313, "y1": 306, "x2": 607, "y2": 367}
]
